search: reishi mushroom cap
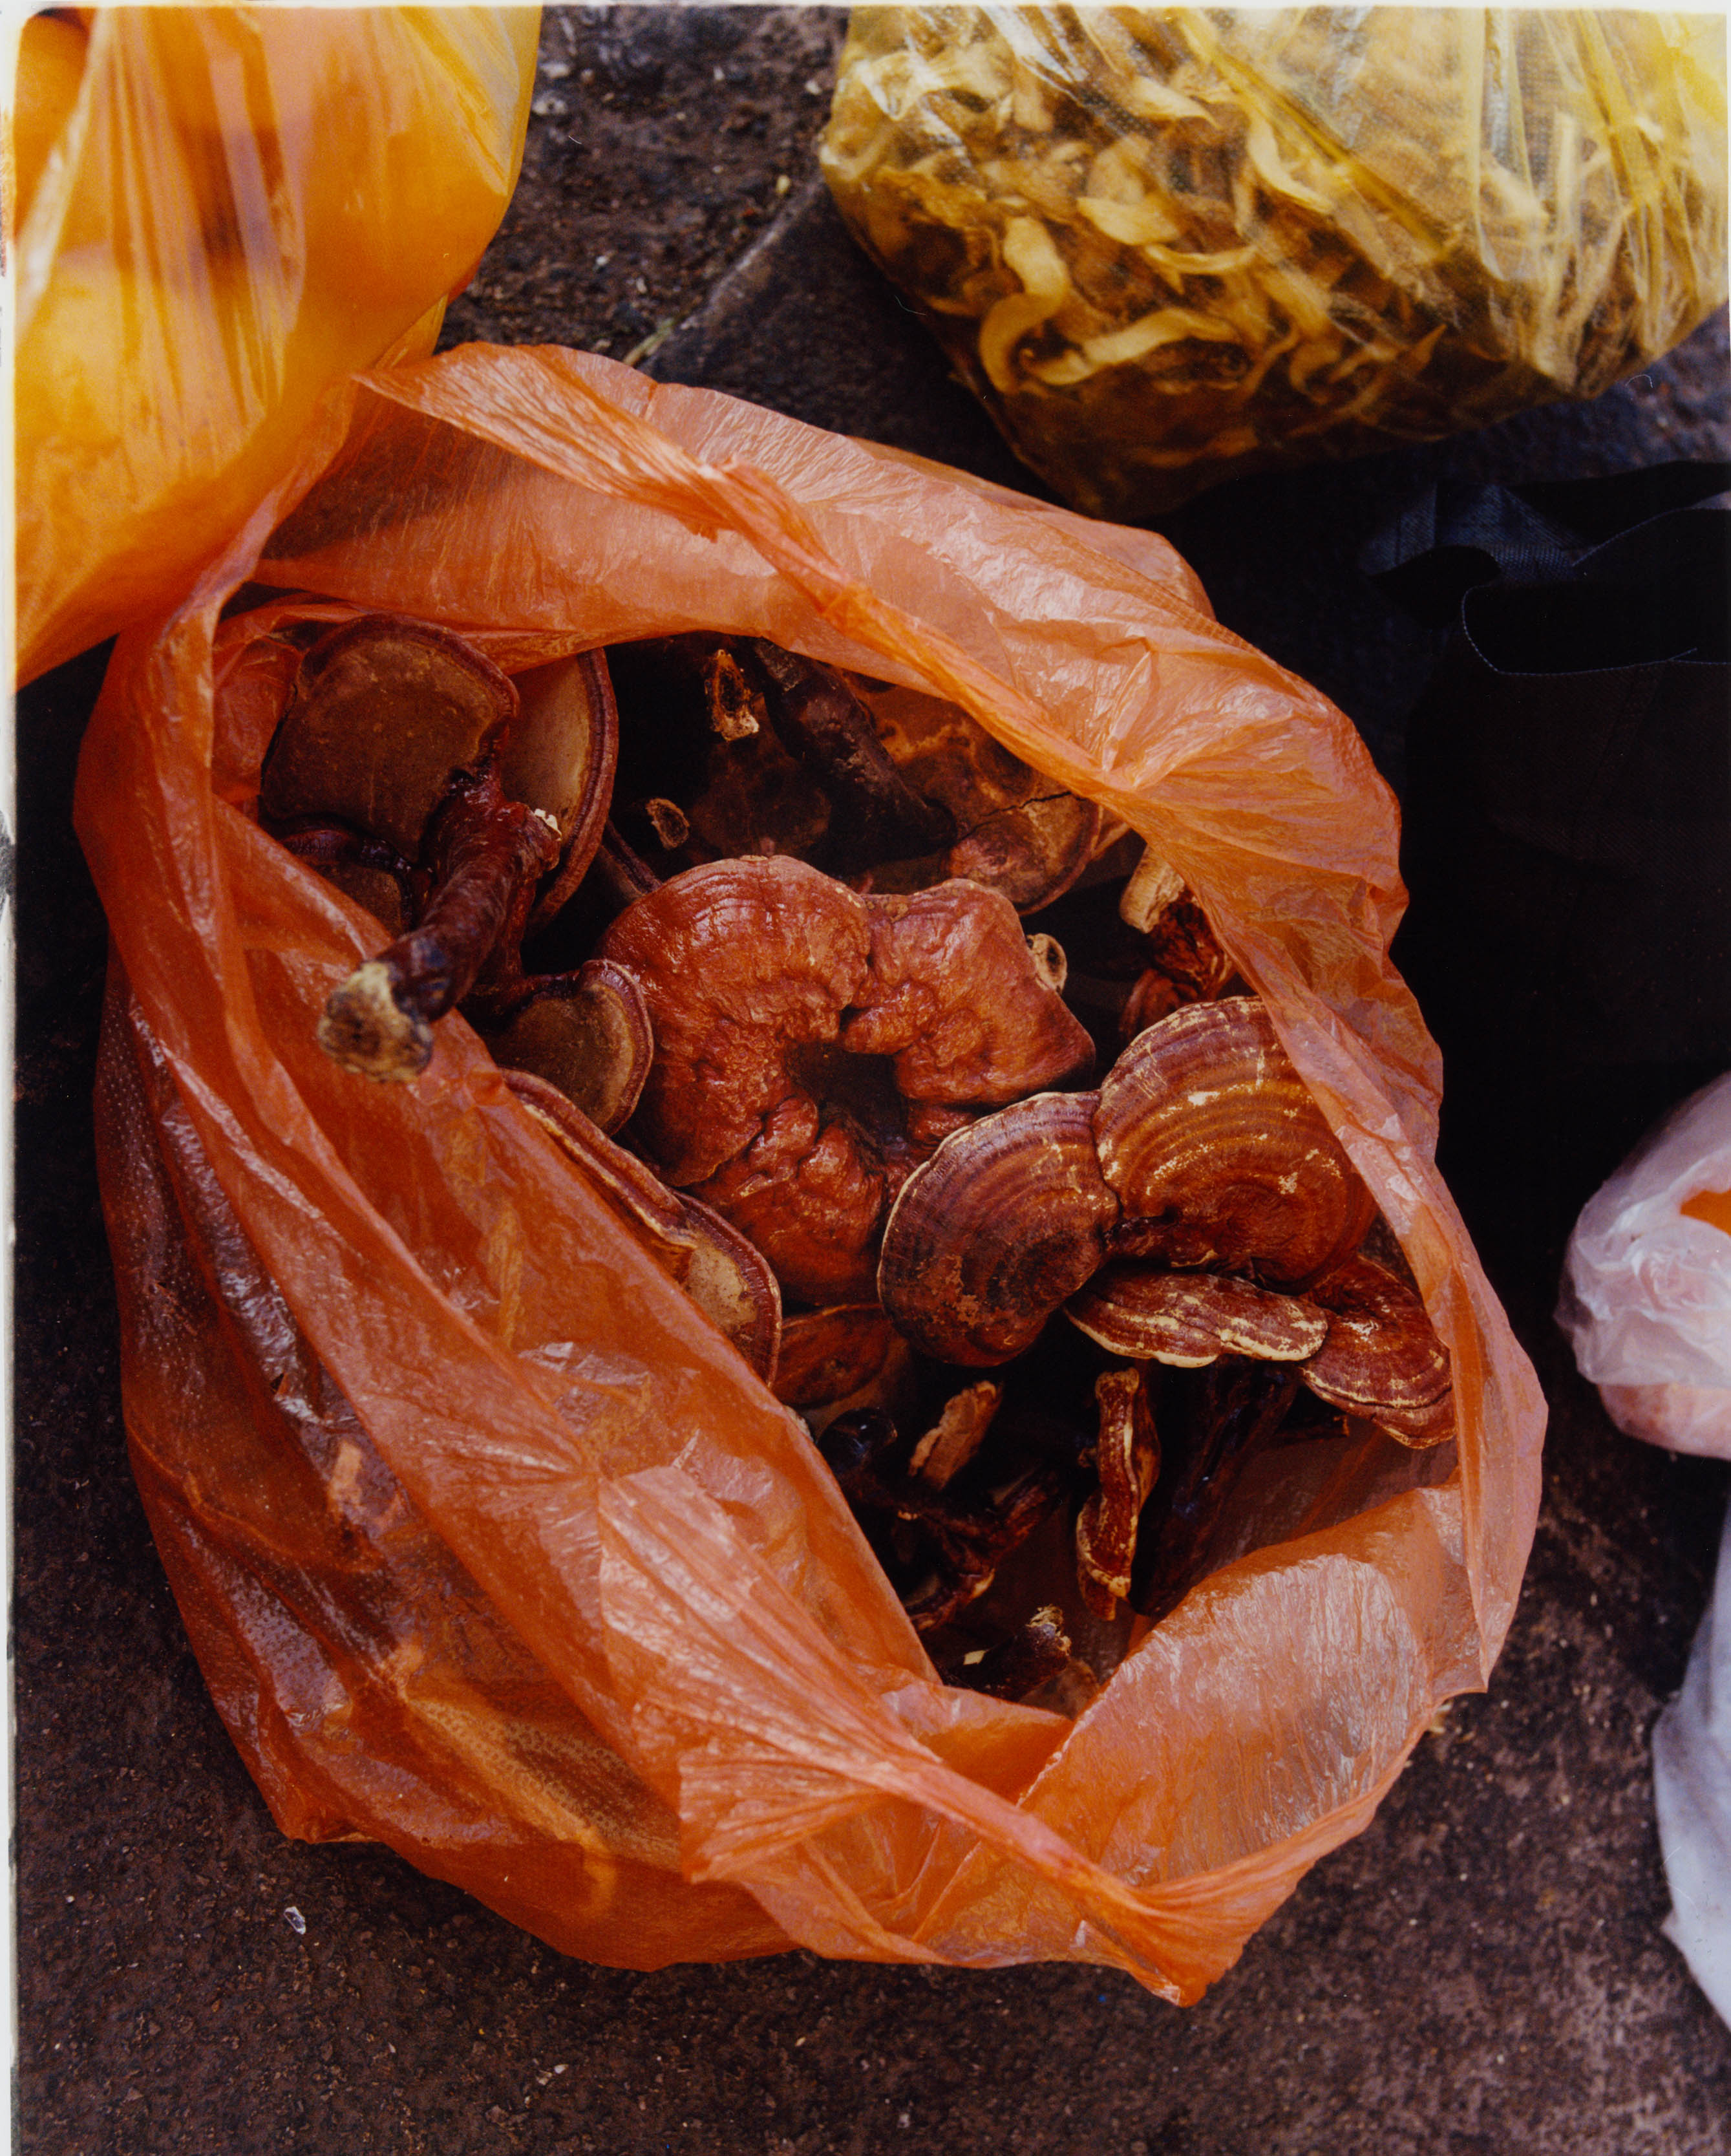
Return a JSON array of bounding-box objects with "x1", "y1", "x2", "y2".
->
[
  {"x1": 597, "y1": 857, "x2": 1096, "y2": 1302},
  {"x1": 877, "y1": 1091, "x2": 1120, "y2": 1366},
  {"x1": 1066, "y1": 1265, "x2": 1328, "y2": 1366},
  {"x1": 1094, "y1": 998, "x2": 1377, "y2": 1288},
  {"x1": 597, "y1": 855, "x2": 874, "y2": 1186},
  {"x1": 1301, "y1": 1253, "x2": 1454, "y2": 1444},
  {"x1": 842, "y1": 879, "x2": 1096, "y2": 1106},
  {"x1": 483, "y1": 959, "x2": 653, "y2": 1137},
  {"x1": 771, "y1": 1304, "x2": 896, "y2": 1412},
  {"x1": 498, "y1": 649, "x2": 619, "y2": 930},
  {"x1": 260, "y1": 614, "x2": 516, "y2": 859}
]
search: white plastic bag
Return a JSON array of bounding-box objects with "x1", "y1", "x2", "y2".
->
[
  {"x1": 1558, "y1": 1073, "x2": 1731, "y2": 1458},
  {"x1": 1654, "y1": 1502, "x2": 1731, "y2": 2027},
  {"x1": 1558, "y1": 1073, "x2": 1731, "y2": 2027}
]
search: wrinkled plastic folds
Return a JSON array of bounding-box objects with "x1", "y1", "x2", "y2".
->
[
  {"x1": 13, "y1": 5, "x2": 539, "y2": 686},
  {"x1": 1653, "y1": 1500, "x2": 1731, "y2": 2029},
  {"x1": 79, "y1": 346, "x2": 1544, "y2": 1998},
  {"x1": 820, "y1": 8, "x2": 1730, "y2": 516},
  {"x1": 1558, "y1": 1074, "x2": 1731, "y2": 1459}
]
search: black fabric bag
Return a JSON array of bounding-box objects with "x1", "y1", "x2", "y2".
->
[{"x1": 1373, "y1": 462, "x2": 1731, "y2": 1268}]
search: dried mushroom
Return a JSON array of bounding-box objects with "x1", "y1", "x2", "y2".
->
[
  {"x1": 877, "y1": 1091, "x2": 1116, "y2": 1365},
  {"x1": 257, "y1": 606, "x2": 1458, "y2": 1701},
  {"x1": 1074, "y1": 1365, "x2": 1161, "y2": 1620},
  {"x1": 1066, "y1": 1265, "x2": 1327, "y2": 1367},
  {"x1": 1301, "y1": 1253, "x2": 1454, "y2": 1446},
  {"x1": 610, "y1": 635, "x2": 1103, "y2": 912},
  {"x1": 260, "y1": 614, "x2": 618, "y2": 1085},
  {"x1": 1095, "y1": 998, "x2": 1377, "y2": 1286},
  {"x1": 597, "y1": 855, "x2": 1093, "y2": 1303},
  {"x1": 818, "y1": 1404, "x2": 1069, "y2": 1634}
]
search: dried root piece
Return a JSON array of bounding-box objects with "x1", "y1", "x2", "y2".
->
[
  {"x1": 1075, "y1": 1366, "x2": 1160, "y2": 1620},
  {"x1": 818, "y1": 1405, "x2": 1068, "y2": 1633},
  {"x1": 1131, "y1": 1359, "x2": 1302, "y2": 1623}
]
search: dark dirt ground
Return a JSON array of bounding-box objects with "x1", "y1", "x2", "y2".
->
[{"x1": 16, "y1": 10, "x2": 1731, "y2": 2153}]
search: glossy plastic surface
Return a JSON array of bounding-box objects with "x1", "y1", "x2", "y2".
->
[
  {"x1": 80, "y1": 347, "x2": 1544, "y2": 1998},
  {"x1": 822, "y1": 9, "x2": 1729, "y2": 514},
  {"x1": 14, "y1": 6, "x2": 539, "y2": 685}
]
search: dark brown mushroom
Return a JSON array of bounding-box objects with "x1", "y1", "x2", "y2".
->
[
  {"x1": 1094, "y1": 998, "x2": 1377, "y2": 1288},
  {"x1": 770, "y1": 1304, "x2": 897, "y2": 1413},
  {"x1": 877, "y1": 1092, "x2": 1119, "y2": 1366},
  {"x1": 482, "y1": 959, "x2": 653, "y2": 1137},
  {"x1": 936, "y1": 1605, "x2": 1083, "y2": 1703},
  {"x1": 505, "y1": 1070, "x2": 780, "y2": 1383},
  {"x1": 262, "y1": 615, "x2": 619, "y2": 1082},
  {"x1": 599, "y1": 857, "x2": 1094, "y2": 1305},
  {"x1": 743, "y1": 639, "x2": 958, "y2": 873},
  {"x1": 1120, "y1": 893, "x2": 1240, "y2": 1039},
  {"x1": 1300, "y1": 1253, "x2": 1454, "y2": 1446},
  {"x1": 1075, "y1": 1365, "x2": 1161, "y2": 1619},
  {"x1": 274, "y1": 824, "x2": 417, "y2": 939},
  {"x1": 607, "y1": 636, "x2": 1101, "y2": 912},
  {"x1": 1065, "y1": 1265, "x2": 1328, "y2": 1367}
]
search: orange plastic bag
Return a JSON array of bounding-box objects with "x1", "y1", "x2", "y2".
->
[
  {"x1": 12, "y1": 5, "x2": 539, "y2": 687},
  {"x1": 78, "y1": 346, "x2": 1544, "y2": 1999}
]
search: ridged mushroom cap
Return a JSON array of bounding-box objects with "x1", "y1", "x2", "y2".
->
[
  {"x1": 877, "y1": 1091, "x2": 1118, "y2": 1366},
  {"x1": 1301, "y1": 1254, "x2": 1454, "y2": 1444},
  {"x1": 1094, "y1": 998, "x2": 1376, "y2": 1287},
  {"x1": 1066, "y1": 1265, "x2": 1328, "y2": 1366}
]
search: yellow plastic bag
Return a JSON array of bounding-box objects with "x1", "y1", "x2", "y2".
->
[
  {"x1": 12, "y1": 5, "x2": 539, "y2": 685},
  {"x1": 80, "y1": 345, "x2": 1544, "y2": 1999},
  {"x1": 821, "y1": 8, "x2": 1730, "y2": 516}
]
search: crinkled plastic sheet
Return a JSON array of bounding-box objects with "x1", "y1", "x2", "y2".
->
[
  {"x1": 820, "y1": 8, "x2": 1729, "y2": 515},
  {"x1": 1559, "y1": 1074, "x2": 1731, "y2": 1458},
  {"x1": 14, "y1": 5, "x2": 538, "y2": 685},
  {"x1": 80, "y1": 347, "x2": 1544, "y2": 1998}
]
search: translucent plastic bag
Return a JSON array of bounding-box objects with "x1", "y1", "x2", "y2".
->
[
  {"x1": 12, "y1": 5, "x2": 539, "y2": 686},
  {"x1": 1558, "y1": 1074, "x2": 1731, "y2": 1460},
  {"x1": 821, "y1": 8, "x2": 1730, "y2": 517},
  {"x1": 80, "y1": 346, "x2": 1544, "y2": 1998}
]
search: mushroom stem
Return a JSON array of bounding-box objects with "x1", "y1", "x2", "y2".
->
[{"x1": 319, "y1": 773, "x2": 559, "y2": 1082}]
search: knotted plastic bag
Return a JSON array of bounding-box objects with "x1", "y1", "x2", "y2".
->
[
  {"x1": 820, "y1": 8, "x2": 1729, "y2": 517},
  {"x1": 12, "y1": 5, "x2": 538, "y2": 687},
  {"x1": 79, "y1": 346, "x2": 1544, "y2": 1999}
]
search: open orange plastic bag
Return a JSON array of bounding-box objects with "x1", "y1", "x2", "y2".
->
[
  {"x1": 78, "y1": 346, "x2": 1544, "y2": 1999},
  {"x1": 12, "y1": 5, "x2": 539, "y2": 687}
]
